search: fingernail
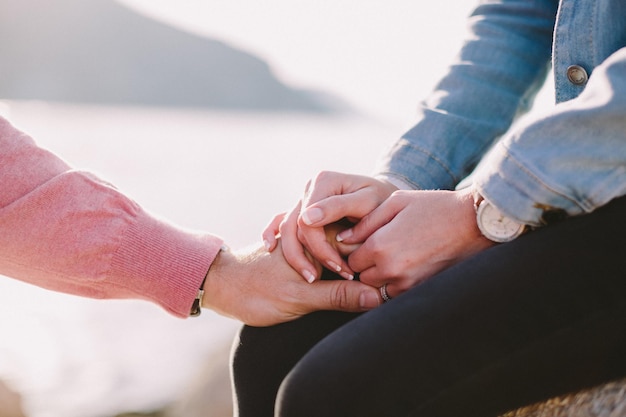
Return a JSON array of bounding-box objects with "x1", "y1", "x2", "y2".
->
[
  {"x1": 327, "y1": 260, "x2": 342, "y2": 272},
  {"x1": 336, "y1": 229, "x2": 353, "y2": 242},
  {"x1": 303, "y1": 270, "x2": 316, "y2": 284},
  {"x1": 263, "y1": 239, "x2": 271, "y2": 251},
  {"x1": 340, "y1": 271, "x2": 354, "y2": 280},
  {"x1": 360, "y1": 291, "x2": 380, "y2": 310},
  {"x1": 302, "y1": 207, "x2": 323, "y2": 225}
]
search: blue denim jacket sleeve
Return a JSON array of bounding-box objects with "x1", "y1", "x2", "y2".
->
[
  {"x1": 376, "y1": 0, "x2": 626, "y2": 226},
  {"x1": 474, "y1": 48, "x2": 626, "y2": 226},
  {"x1": 376, "y1": 0, "x2": 557, "y2": 190}
]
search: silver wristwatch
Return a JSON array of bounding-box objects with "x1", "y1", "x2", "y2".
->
[{"x1": 474, "y1": 194, "x2": 526, "y2": 243}]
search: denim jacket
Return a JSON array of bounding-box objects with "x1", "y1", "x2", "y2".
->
[{"x1": 376, "y1": 0, "x2": 626, "y2": 226}]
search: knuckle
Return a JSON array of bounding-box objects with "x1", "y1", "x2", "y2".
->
[
  {"x1": 377, "y1": 261, "x2": 405, "y2": 281},
  {"x1": 314, "y1": 170, "x2": 333, "y2": 182},
  {"x1": 278, "y1": 219, "x2": 291, "y2": 234},
  {"x1": 330, "y1": 283, "x2": 352, "y2": 310},
  {"x1": 312, "y1": 170, "x2": 340, "y2": 189},
  {"x1": 388, "y1": 190, "x2": 408, "y2": 205},
  {"x1": 368, "y1": 239, "x2": 387, "y2": 257},
  {"x1": 378, "y1": 266, "x2": 397, "y2": 280}
]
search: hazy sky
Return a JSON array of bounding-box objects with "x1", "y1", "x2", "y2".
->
[{"x1": 117, "y1": 0, "x2": 476, "y2": 124}]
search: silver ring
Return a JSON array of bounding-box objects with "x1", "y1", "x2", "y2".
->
[{"x1": 380, "y1": 284, "x2": 392, "y2": 302}]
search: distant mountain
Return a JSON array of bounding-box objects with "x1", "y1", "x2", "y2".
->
[{"x1": 0, "y1": 0, "x2": 341, "y2": 111}]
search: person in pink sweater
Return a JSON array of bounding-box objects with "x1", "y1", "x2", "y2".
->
[{"x1": 0, "y1": 116, "x2": 381, "y2": 325}]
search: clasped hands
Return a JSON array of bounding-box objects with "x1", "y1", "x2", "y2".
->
[
  {"x1": 202, "y1": 171, "x2": 493, "y2": 327},
  {"x1": 263, "y1": 171, "x2": 494, "y2": 300}
]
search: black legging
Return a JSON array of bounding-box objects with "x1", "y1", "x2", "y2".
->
[{"x1": 232, "y1": 196, "x2": 626, "y2": 417}]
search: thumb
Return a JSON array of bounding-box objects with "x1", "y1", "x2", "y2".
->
[{"x1": 309, "y1": 280, "x2": 381, "y2": 313}]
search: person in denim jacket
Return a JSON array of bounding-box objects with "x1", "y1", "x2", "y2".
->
[{"x1": 234, "y1": 0, "x2": 626, "y2": 416}]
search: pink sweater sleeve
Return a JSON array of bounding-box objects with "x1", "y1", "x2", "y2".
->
[{"x1": 0, "y1": 116, "x2": 224, "y2": 318}]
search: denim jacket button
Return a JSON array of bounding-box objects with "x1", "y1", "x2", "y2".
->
[{"x1": 566, "y1": 65, "x2": 588, "y2": 85}]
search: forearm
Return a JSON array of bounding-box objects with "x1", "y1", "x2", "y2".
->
[
  {"x1": 376, "y1": 0, "x2": 556, "y2": 190},
  {"x1": 474, "y1": 48, "x2": 626, "y2": 226},
  {"x1": 0, "y1": 117, "x2": 223, "y2": 318}
]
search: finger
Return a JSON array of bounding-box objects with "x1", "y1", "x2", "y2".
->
[
  {"x1": 354, "y1": 262, "x2": 405, "y2": 301},
  {"x1": 261, "y1": 212, "x2": 286, "y2": 252},
  {"x1": 356, "y1": 255, "x2": 421, "y2": 299},
  {"x1": 300, "y1": 171, "x2": 346, "y2": 208},
  {"x1": 298, "y1": 201, "x2": 354, "y2": 276},
  {"x1": 361, "y1": 273, "x2": 405, "y2": 301},
  {"x1": 298, "y1": 225, "x2": 355, "y2": 280},
  {"x1": 303, "y1": 178, "x2": 312, "y2": 196},
  {"x1": 279, "y1": 203, "x2": 319, "y2": 283},
  {"x1": 300, "y1": 171, "x2": 369, "y2": 222},
  {"x1": 356, "y1": 265, "x2": 391, "y2": 289},
  {"x1": 307, "y1": 279, "x2": 382, "y2": 313},
  {"x1": 334, "y1": 238, "x2": 361, "y2": 258},
  {"x1": 337, "y1": 197, "x2": 400, "y2": 244},
  {"x1": 300, "y1": 189, "x2": 383, "y2": 228},
  {"x1": 346, "y1": 242, "x2": 378, "y2": 278}
]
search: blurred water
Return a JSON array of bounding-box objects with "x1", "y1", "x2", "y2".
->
[{"x1": 0, "y1": 101, "x2": 400, "y2": 416}]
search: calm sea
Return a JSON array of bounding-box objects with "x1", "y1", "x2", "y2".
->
[{"x1": 0, "y1": 101, "x2": 400, "y2": 417}]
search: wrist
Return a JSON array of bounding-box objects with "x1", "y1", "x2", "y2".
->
[
  {"x1": 191, "y1": 245, "x2": 230, "y2": 316},
  {"x1": 376, "y1": 177, "x2": 401, "y2": 197},
  {"x1": 458, "y1": 188, "x2": 488, "y2": 240},
  {"x1": 374, "y1": 174, "x2": 412, "y2": 191}
]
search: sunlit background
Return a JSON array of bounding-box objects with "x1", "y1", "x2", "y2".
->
[{"x1": 0, "y1": 1, "x2": 552, "y2": 416}]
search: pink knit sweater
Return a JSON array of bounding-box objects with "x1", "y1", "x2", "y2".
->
[{"x1": 0, "y1": 116, "x2": 224, "y2": 318}]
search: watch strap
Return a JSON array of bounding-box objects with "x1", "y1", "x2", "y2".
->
[{"x1": 190, "y1": 244, "x2": 229, "y2": 317}]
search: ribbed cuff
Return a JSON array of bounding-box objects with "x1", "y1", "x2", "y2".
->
[{"x1": 109, "y1": 212, "x2": 224, "y2": 318}]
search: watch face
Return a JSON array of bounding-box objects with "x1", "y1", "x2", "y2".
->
[{"x1": 477, "y1": 202, "x2": 525, "y2": 243}]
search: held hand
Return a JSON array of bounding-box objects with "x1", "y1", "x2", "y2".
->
[
  {"x1": 202, "y1": 241, "x2": 381, "y2": 327},
  {"x1": 298, "y1": 172, "x2": 398, "y2": 276},
  {"x1": 261, "y1": 207, "x2": 361, "y2": 283},
  {"x1": 339, "y1": 188, "x2": 495, "y2": 297},
  {"x1": 263, "y1": 171, "x2": 397, "y2": 282}
]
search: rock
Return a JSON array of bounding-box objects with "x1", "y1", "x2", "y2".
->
[
  {"x1": 502, "y1": 377, "x2": 626, "y2": 417},
  {"x1": 0, "y1": 380, "x2": 26, "y2": 417}
]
